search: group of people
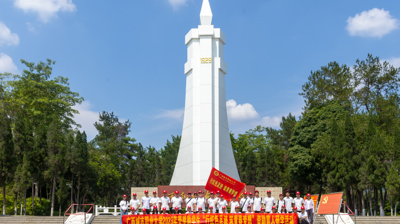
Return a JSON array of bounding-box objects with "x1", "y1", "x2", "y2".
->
[{"x1": 119, "y1": 190, "x2": 314, "y2": 224}]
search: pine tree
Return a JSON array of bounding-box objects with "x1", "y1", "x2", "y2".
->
[
  {"x1": 386, "y1": 165, "x2": 400, "y2": 216},
  {"x1": 328, "y1": 118, "x2": 344, "y2": 192},
  {"x1": 256, "y1": 147, "x2": 268, "y2": 186},
  {"x1": 0, "y1": 110, "x2": 14, "y2": 215},
  {"x1": 244, "y1": 149, "x2": 257, "y2": 185},
  {"x1": 394, "y1": 128, "x2": 400, "y2": 163}
]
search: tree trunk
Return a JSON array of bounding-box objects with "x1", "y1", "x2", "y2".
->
[
  {"x1": 14, "y1": 192, "x2": 18, "y2": 215},
  {"x1": 318, "y1": 181, "x2": 323, "y2": 202},
  {"x1": 395, "y1": 201, "x2": 397, "y2": 216},
  {"x1": 51, "y1": 173, "x2": 56, "y2": 216},
  {"x1": 3, "y1": 185, "x2": 6, "y2": 215},
  {"x1": 59, "y1": 203, "x2": 61, "y2": 216},
  {"x1": 71, "y1": 175, "x2": 74, "y2": 214},
  {"x1": 23, "y1": 190, "x2": 26, "y2": 215},
  {"x1": 32, "y1": 180, "x2": 35, "y2": 212},
  {"x1": 39, "y1": 183, "x2": 42, "y2": 204},
  {"x1": 391, "y1": 199, "x2": 393, "y2": 216},
  {"x1": 357, "y1": 189, "x2": 362, "y2": 216},
  {"x1": 361, "y1": 189, "x2": 365, "y2": 216},
  {"x1": 77, "y1": 175, "x2": 80, "y2": 207},
  {"x1": 346, "y1": 188, "x2": 353, "y2": 212},
  {"x1": 35, "y1": 182, "x2": 38, "y2": 197},
  {"x1": 379, "y1": 188, "x2": 384, "y2": 216},
  {"x1": 20, "y1": 194, "x2": 22, "y2": 215},
  {"x1": 374, "y1": 187, "x2": 378, "y2": 216},
  {"x1": 369, "y1": 188, "x2": 373, "y2": 216}
]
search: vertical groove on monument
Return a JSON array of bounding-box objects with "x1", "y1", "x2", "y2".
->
[{"x1": 170, "y1": 0, "x2": 240, "y2": 185}]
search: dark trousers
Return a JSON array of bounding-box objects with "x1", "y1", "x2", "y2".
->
[
  {"x1": 306, "y1": 209, "x2": 313, "y2": 224},
  {"x1": 300, "y1": 219, "x2": 309, "y2": 224},
  {"x1": 254, "y1": 211, "x2": 260, "y2": 213}
]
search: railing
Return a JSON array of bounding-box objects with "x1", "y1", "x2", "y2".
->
[
  {"x1": 63, "y1": 204, "x2": 94, "y2": 224},
  {"x1": 95, "y1": 205, "x2": 120, "y2": 216}
]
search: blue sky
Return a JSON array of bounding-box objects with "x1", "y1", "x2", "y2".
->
[{"x1": 0, "y1": 0, "x2": 399, "y2": 150}]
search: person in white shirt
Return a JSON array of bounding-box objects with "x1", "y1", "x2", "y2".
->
[
  {"x1": 271, "y1": 206, "x2": 276, "y2": 213},
  {"x1": 186, "y1": 206, "x2": 193, "y2": 214},
  {"x1": 162, "y1": 207, "x2": 167, "y2": 214},
  {"x1": 230, "y1": 196, "x2": 240, "y2": 214},
  {"x1": 253, "y1": 190, "x2": 263, "y2": 213},
  {"x1": 141, "y1": 190, "x2": 151, "y2": 210},
  {"x1": 263, "y1": 190, "x2": 275, "y2": 213},
  {"x1": 293, "y1": 191, "x2": 304, "y2": 213},
  {"x1": 207, "y1": 192, "x2": 218, "y2": 213},
  {"x1": 196, "y1": 191, "x2": 206, "y2": 213},
  {"x1": 283, "y1": 190, "x2": 294, "y2": 213},
  {"x1": 299, "y1": 206, "x2": 309, "y2": 224},
  {"x1": 234, "y1": 206, "x2": 240, "y2": 214},
  {"x1": 130, "y1": 193, "x2": 140, "y2": 215},
  {"x1": 304, "y1": 194, "x2": 314, "y2": 224},
  {"x1": 185, "y1": 192, "x2": 196, "y2": 212},
  {"x1": 208, "y1": 206, "x2": 214, "y2": 213},
  {"x1": 280, "y1": 205, "x2": 287, "y2": 214},
  {"x1": 276, "y1": 194, "x2": 285, "y2": 213},
  {"x1": 240, "y1": 192, "x2": 252, "y2": 213},
  {"x1": 119, "y1": 195, "x2": 129, "y2": 224},
  {"x1": 171, "y1": 191, "x2": 183, "y2": 214},
  {"x1": 193, "y1": 192, "x2": 198, "y2": 213},
  {"x1": 198, "y1": 207, "x2": 203, "y2": 214},
  {"x1": 160, "y1": 190, "x2": 170, "y2": 214},
  {"x1": 150, "y1": 191, "x2": 160, "y2": 214},
  {"x1": 142, "y1": 208, "x2": 147, "y2": 215},
  {"x1": 246, "y1": 205, "x2": 253, "y2": 213},
  {"x1": 217, "y1": 195, "x2": 228, "y2": 213}
]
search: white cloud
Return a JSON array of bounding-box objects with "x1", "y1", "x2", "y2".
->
[
  {"x1": 346, "y1": 8, "x2": 399, "y2": 38},
  {"x1": 168, "y1": 0, "x2": 188, "y2": 10},
  {"x1": 0, "y1": 22, "x2": 20, "y2": 46},
  {"x1": 260, "y1": 116, "x2": 281, "y2": 128},
  {"x1": 72, "y1": 101, "x2": 100, "y2": 140},
  {"x1": 226, "y1": 99, "x2": 259, "y2": 121},
  {"x1": 14, "y1": 0, "x2": 76, "y2": 23},
  {"x1": 385, "y1": 57, "x2": 400, "y2": 68},
  {"x1": 26, "y1": 22, "x2": 36, "y2": 33},
  {"x1": 155, "y1": 108, "x2": 184, "y2": 120},
  {"x1": 0, "y1": 53, "x2": 19, "y2": 74}
]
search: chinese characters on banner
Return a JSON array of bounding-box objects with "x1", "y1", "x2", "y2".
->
[
  {"x1": 122, "y1": 213, "x2": 298, "y2": 224},
  {"x1": 303, "y1": 195, "x2": 319, "y2": 210},
  {"x1": 205, "y1": 168, "x2": 245, "y2": 200}
]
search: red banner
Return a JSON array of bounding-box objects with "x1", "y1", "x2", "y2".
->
[
  {"x1": 122, "y1": 213, "x2": 298, "y2": 224},
  {"x1": 205, "y1": 168, "x2": 245, "y2": 200}
]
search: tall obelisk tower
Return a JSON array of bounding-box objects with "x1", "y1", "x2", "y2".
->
[{"x1": 170, "y1": 0, "x2": 240, "y2": 185}]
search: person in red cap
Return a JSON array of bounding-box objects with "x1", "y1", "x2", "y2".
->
[
  {"x1": 186, "y1": 206, "x2": 193, "y2": 214},
  {"x1": 152, "y1": 206, "x2": 158, "y2": 215},
  {"x1": 240, "y1": 192, "x2": 252, "y2": 213},
  {"x1": 160, "y1": 190, "x2": 170, "y2": 214},
  {"x1": 171, "y1": 191, "x2": 183, "y2": 214},
  {"x1": 276, "y1": 193, "x2": 284, "y2": 213},
  {"x1": 150, "y1": 191, "x2": 160, "y2": 214},
  {"x1": 142, "y1": 190, "x2": 151, "y2": 211},
  {"x1": 293, "y1": 191, "x2": 304, "y2": 213},
  {"x1": 230, "y1": 195, "x2": 239, "y2": 214},
  {"x1": 246, "y1": 205, "x2": 253, "y2": 213},
  {"x1": 304, "y1": 193, "x2": 314, "y2": 224},
  {"x1": 253, "y1": 190, "x2": 262, "y2": 213},
  {"x1": 196, "y1": 191, "x2": 206, "y2": 213},
  {"x1": 142, "y1": 208, "x2": 147, "y2": 215},
  {"x1": 198, "y1": 207, "x2": 203, "y2": 214},
  {"x1": 271, "y1": 206, "x2": 276, "y2": 213},
  {"x1": 283, "y1": 190, "x2": 294, "y2": 213},
  {"x1": 207, "y1": 192, "x2": 218, "y2": 213},
  {"x1": 193, "y1": 192, "x2": 198, "y2": 213},
  {"x1": 260, "y1": 207, "x2": 265, "y2": 214},
  {"x1": 217, "y1": 194, "x2": 227, "y2": 213},
  {"x1": 130, "y1": 193, "x2": 140, "y2": 215},
  {"x1": 208, "y1": 206, "x2": 214, "y2": 213},
  {"x1": 234, "y1": 206, "x2": 240, "y2": 213},
  {"x1": 221, "y1": 206, "x2": 227, "y2": 214},
  {"x1": 162, "y1": 207, "x2": 167, "y2": 214},
  {"x1": 280, "y1": 205, "x2": 287, "y2": 214},
  {"x1": 185, "y1": 192, "x2": 196, "y2": 213},
  {"x1": 299, "y1": 206, "x2": 309, "y2": 224},
  {"x1": 174, "y1": 206, "x2": 180, "y2": 214},
  {"x1": 119, "y1": 195, "x2": 129, "y2": 224},
  {"x1": 263, "y1": 190, "x2": 275, "y2": 213}
]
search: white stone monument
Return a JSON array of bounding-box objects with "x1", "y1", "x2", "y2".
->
[{"x1": 170, "y1": 0, "x2": 240, "y2": 185}]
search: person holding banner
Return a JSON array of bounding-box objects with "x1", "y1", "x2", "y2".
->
[
  {"x1": 221, "y1": 206, "x2": 227, "y2": 214},
  {"x1": 263, "y1": 190, "x2": 275, "y2": 213},
  {"x1": 299, "y1": 206, "x2": 309, "y2": 224},
  {"x1": 160, "y1": 190, "x2": 170, "y2": 214},
  {"x1": 253, "y1": 190, "x2": 263, "y2": 213},
  {"x1": 130, "y1": 193, "x2": 140, "y2": 215},
  {"x1": 271, "y1": 206, "x2": 276, "y2": 213},
  {"x1": 142, "y1": 208, "x2": 147, "y2": 215},
  {"x1": 260, "y1": 207, "x2": 265, "y2": 213},
  {"x1": 284, "y1": 190, "x2": 294, "y2": 213},
  {"x1": 240, "y1": 192, "x2": 252, "y2": 213},
  {"x1": 186, "y1": 206, "x2": 193, "y2": 214},
  {"x1": 304, "y1": 193, "x2": 314, "y2": 224},
  {"x1": 280, "y1": 205, "x2": 287, "y2": 214},
  {"x1": 162, "y1": 207, "x2": 167, "y2": 214},
  {"x1": 119, "y1": 195, "x2": 129, "y2": 224},
  {"x1": 234, "y1": 206, "x2": 240, "y2": 213},
  {"x1": 173, "y1": 207, "x2": 179, "y2": 214},
  {"x1": 246, "y1": 205, "x2": 252, "y2": 213},
  {"x1": 171, "y1": 191, "x2": 183, "y2": 214},
  {"x1": 276, "y1": 194, "x2": 285, "y2": 213},
  {"x1": 217, "y1": 194, "x2": 228, "y2": 213},
  {"x1": 230, "y1": 196, "x2": 239, "y2": 214},
  {"x1": 207, "y1": 192, "x2": 218, "y2": 213},
  {"x1": 198, "y1": 207, "x2": 203, "y2": 214},
  {"x1": 196, "y1": 191, "x2": 206, "y2": 213},
  {"x1": 293, "y1": 191, "x2": 304, "y2": 213},
  {"x1": 208, "y1": 206, "x2": 214, "y2": 213}
]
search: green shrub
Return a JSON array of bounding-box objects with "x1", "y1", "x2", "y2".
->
[{"x1": 0, "y1": 194, "x2": 51, "y2": 216}]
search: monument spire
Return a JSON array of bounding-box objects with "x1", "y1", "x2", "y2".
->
[{"x1": 200, "y1": 0, "x2": 212, "y2": 25}]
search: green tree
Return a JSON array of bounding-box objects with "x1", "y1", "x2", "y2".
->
[
  {"x1": 161, "y1": 135, "x2": 181, "y2": 185},
  {"x1": 0, "y1": 111, "x2": 14, "y2": 215}
]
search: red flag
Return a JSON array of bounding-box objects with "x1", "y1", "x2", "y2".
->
[{"x1": 205, "y1": 168, "x2": 245, "y2": 200}]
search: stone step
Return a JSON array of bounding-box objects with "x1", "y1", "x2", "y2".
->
[{"x1": 0, "y1": 216, "x2": 64, "y2": 224}]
